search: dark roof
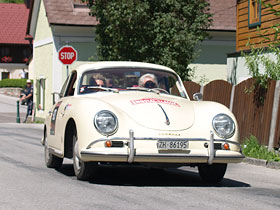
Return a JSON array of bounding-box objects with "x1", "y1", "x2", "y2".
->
[
  {"x1": 208, "y1": 0, "x2": 236, "y2": 31},
  {"x1": 43, "y1": 0, "x2": 98, "y2": 26},
  {"x1": 0, "y1": 3, "x2": 30, "y2": 44},
  {"x1": 43, "y1": 0, "x2": 234, "y2": 30}
]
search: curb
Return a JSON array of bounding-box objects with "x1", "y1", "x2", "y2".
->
[
  {"x1": 0, "y1": 123, "x2": 44, "y2": 128},
  {"x1": 243, "y1": 157, "x2": 280, "y2": 169},
  {"x1": 0, "y1": 88, "x2": 22, "y2": 97}
]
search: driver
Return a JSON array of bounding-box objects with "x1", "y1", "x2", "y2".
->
[
  {"x1": 92, "y1": 74, "x2": 106, "y2": 87},
  {"x1": 138, "y1": 73, "x2": 158, "y2": 88}
]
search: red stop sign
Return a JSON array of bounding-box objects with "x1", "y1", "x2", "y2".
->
[{"x1": 58, "y1": 46, "x2": 77, "y2": 65}]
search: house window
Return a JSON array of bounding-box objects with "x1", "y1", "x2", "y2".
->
[
  {"x1": 1, "y1": 72, "x2": 10, "y2": 79},
  {"x1": 36, "y1": 79, "x2": 45, "y2": 110},
  {"x1": 73, "y1": 0, "x2": 87, "y2": 4},
  {"x1": 73, "y1": 0, "x2": 88, "y2": 8},
  {"x1": 249, "y1": 0, "x2": 261, "y2": 27}
]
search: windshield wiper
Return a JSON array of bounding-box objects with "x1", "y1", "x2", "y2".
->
[
  {"x1": 126, "y1": 87, "x2": 160, "y2": 94},
  {"x1": 87, "y1": 86, "x2": 119, "y2": 93}
]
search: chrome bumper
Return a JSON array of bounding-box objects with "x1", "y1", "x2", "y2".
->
[{"x1": 81, "y1": 130, "x2": 244, "y2": 164}]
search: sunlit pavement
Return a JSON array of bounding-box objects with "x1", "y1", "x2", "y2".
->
[{"x1": 0, "y1": 94, "x2": 27, "y2": 123}]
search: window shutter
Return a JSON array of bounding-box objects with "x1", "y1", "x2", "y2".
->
[
  {"x1": 42, "y1": 79, "x2": 46, "y2": 110},
  {"x1": 36, "y1": 80, "x2": 40, "y2": 110}
]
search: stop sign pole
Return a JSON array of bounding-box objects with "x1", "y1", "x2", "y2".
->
[{"x1": 58, "y1": 46, "x2": 78, "y2": 76}]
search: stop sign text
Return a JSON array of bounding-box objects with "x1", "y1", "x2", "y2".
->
[{"x1": 58, "y1": 46, "x2": 77, "y2": 65}]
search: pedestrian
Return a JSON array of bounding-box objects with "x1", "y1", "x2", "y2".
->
[
  {"x1": 20, "y1": 79, "x2": 33, "y2": 123},
  {"x1": 20, "y1": 69, "x2": 26, "y2": 79}
]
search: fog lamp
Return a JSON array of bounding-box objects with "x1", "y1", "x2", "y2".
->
[
  {"x1": 105, "y1": 140, "x2": 112, "y2": 147},
  {"x1": 223, "y1": 143, "x2": 230, "y2": 150}
]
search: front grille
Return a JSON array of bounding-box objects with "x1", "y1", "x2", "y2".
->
[
  {"x1": 214, "y1": 143, "x2": 222, "y2": 150},
  {"x1": 111, "y1": 141, "x2": 124, "y2": 147}
]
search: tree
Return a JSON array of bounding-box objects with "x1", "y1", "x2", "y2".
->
[{"x1": 87, "y1": 0, "x2": 212, "y2": 80}]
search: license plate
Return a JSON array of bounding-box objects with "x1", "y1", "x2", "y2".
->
[{"x1": 157, "y1": 140, "x2": 189, "y2": 150}]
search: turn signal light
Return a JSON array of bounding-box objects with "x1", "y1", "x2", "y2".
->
[
  {"x1": 223, "y1": 143, "x2": 230, "y2": 150},
  {"x1": 105, "y1": 140, "x2": 112, "y2": 147}
]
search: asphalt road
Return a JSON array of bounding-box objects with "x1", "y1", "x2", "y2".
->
[
  {"x1": 0, "y1": 94, "x2": 27, "y2": 123},
  {"x1": 0, "y1": 123, "x2": 279, "y2": 210}
]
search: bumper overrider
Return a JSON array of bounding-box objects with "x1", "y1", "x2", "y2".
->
[{"x1": 80, "y1": 130, "x2": 244, "y2": 165}]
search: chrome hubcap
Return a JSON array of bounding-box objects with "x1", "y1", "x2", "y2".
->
[
  {"x1": 73, "y1": 138, "x2": 81, "y2": 173},
  {"x1": 44, "y1": 137, "x2": 50, "y2": 162}
]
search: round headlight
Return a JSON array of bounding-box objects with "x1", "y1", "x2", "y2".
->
[
  {"x1": 212, "y1": 114, "x2": 235, "y2": 139},
  {"x1": 94, "y1": 111, "x2": 118, "y2": 136}
]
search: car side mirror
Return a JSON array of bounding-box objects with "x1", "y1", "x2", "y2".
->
[
  {"x1": 193, "y1": 92, "x2": 203, "y2": 101},
  {"x1": 52, "y1": 92, "x2": 61, "y2": 105}
]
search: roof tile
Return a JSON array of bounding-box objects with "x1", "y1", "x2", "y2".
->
[
  {"x1": 43, "y1": 0, "x2": 97, "y2": 26},
  {"x1": 0, "y1": 3, "x2": 30, "y2": 44},
  {"x1": 208, "y1": 0, "x2": 236, "y2": 31},
  {"x1": 43, "y1": 0, "x2": 234, "y2": 30}
]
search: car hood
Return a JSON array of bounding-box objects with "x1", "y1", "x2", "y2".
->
[{"x1": 97, "y1": 91, "x2": 194, "y2": 131}]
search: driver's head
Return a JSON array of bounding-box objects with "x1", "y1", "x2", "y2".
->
[
  {"x1": 95, "y1": 79, "x2": 104, "y2": 87},
  {"x1": 92, "y1": 74, "x2": 105, "y2": 87},
  {"x1": 138, "y1": 74, "x2": 158, "y2": 88}
]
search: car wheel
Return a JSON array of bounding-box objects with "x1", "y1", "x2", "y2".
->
[
  {"x1": 72, "y1": 129, "x2": 97, "y2": 181},
  {"x1": 198, "y1": 163, "x2": 227, "y2": 183},
  {"x1": 44, "y1": 133, "x2": 63, "y2": 169}
]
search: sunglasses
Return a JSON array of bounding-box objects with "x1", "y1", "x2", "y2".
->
[{"x1": 144, "y1": 81, "x2": 156, "y2": 88}]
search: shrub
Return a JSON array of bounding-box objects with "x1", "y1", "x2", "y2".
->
[
  {"x1": 0, "y1": 79, "x2": 29, "y2": 89},
  {"x1": 242, "y1": 135, "x2": 280, "y2": 162}
]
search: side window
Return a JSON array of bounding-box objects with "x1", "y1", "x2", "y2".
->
[
  {"x1": 59, "y1": 75, "x2": 71, "y2": 98},
  {"x1": 65, "y1": 72, "x2": 77, "y2": 97},
  {"x1": 248, "y1": 0, "x2": 261, "y2": 28}
]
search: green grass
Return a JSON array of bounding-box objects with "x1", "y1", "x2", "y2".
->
[
  {"x1": 33, "y1": 119, "x2": 44, "y2": 124},
  {"x1": 242, "y1": 135, "x2": 280, "y2": 162},
  {"x1": 0, "y1": 0, "x2": 24, "y2": 3}
]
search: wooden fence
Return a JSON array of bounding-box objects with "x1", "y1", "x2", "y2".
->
[{"x1": 182, "y1": 78, "x2": 280, "y2": 148}]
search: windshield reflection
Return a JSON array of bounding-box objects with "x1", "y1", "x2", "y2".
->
[{"x1": 78, "y1": 68, "x2": 184, "y2": 97}]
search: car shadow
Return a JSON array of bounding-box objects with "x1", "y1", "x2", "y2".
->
[{"x1": 56, "y1": 163, "x2": 250, "y2": 188}]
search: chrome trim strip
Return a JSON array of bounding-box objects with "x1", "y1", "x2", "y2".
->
[
  {"x1": 80, "y1": 151, "x2": 207, "y2": 159},
  {"x1": 134, "y1": 155, "x2": 207, "y2": 158},
  {"x1": 80, "y1": 151, "x2": 244, "y2": 160},
  {"x1": 214, "y1": 155, "x2": 245, "y2": 159},
  {"x1": 86, "y1": 136, "x2": 242, "y2": 150},
  {"x1": 158, "y1": 104, "x2": 170, "y2": 125},
  {"x1": 128, "y1": 129, "x2": 135, "y2": 163},
  {"x1": 80, "y1": 151, "x2": 127, "y2": 157},
  {"x1": 208, "y1": 131, "x2": 214, "y2": 165},
  {"x1": 86, "y1": 138, "x2": 207, "y2": 148},
  {"x1": 48, "y1": 148, "x2": 63, "y2": 158}
]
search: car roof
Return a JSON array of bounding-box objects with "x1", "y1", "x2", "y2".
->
[{"x1": 75, "y1": 61, "x2": 177, "y2": 75}]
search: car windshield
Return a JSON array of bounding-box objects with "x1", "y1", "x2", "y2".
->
[{"x1": 78, "y1": 67, "x2": 185, "y2": 97}]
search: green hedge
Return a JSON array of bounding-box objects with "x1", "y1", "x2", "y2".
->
[{"x1": 0, "y1": 79, "x2": 29, "y2": 89}]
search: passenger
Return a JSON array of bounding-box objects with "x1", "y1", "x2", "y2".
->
[
  {"x1": 92, "y1": 74, "x2": 106, "y2": 87},
  {"x1": 138, "y1": 73, "x2": 158, "y2": 88}
]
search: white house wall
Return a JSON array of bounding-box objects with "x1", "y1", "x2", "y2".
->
[
  {"x1": 52, "y1": 25, "x2": 97, "y2": 84},
  {"x1": 191, "y1": 31, "x2": 236, "y2": 84},
  {"x1": 33, "y1": 0, "x2": 54, "y2": 119},
  {"x1": 33, "y1": 2, "x2": 98, "y2": 119},
  {"x1": 227, "y1": 56, "x2": 250, "y2": 85},
  {"x1": 226, "y1": 52, "x2": 275, "y2": 85}
]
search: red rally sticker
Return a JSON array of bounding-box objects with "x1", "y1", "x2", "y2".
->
[{"x1": 130, "y1": 98, "x2": 180, "y2": 107}]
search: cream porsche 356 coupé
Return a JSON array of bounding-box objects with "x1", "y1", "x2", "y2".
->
[{"x1": 43, "y1": 61, "x2": 244, "y2": 182}]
